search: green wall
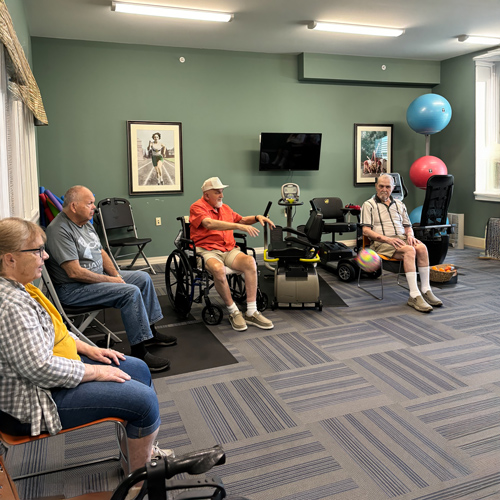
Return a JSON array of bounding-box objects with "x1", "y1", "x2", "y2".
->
[
  {"x1": 433, "y1": 53, "x2": 500, "y2": 238},
  {"x1": 32, "y1": 37, "x2": 435, "y2": 257},
  {"x1": 5, "y1": 0, "x2": 30, "y2": 62}
]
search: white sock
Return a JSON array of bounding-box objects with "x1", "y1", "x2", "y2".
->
[
  {"x1": 419, "y1": 266, "x2": 431, "y2": 293},
  {"x1": 246, "y1": 301, "x2": 257, "y2": 317},
  {"x1": 406, "y1": 272, "x2": 421, "y2": 298},
  {"x1": 227, "y1": 302, "x2": 239, "y2": 315}
]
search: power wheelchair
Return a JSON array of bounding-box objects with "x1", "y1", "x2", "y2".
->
[{"x1": 165, "y1": 216, "x2": 268, "y2": 325}]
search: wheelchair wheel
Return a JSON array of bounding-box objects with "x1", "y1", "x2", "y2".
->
[
  {"x1": 257, "y1": 290, "x2": 268, "y2": 311},
  {"x1": 202, "y1": 304, "x2": 224, "y2": 325},
  {"x1": 165, "y1": 249, "x2": 193, "y2": 318}
]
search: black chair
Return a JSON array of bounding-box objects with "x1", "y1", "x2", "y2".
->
[
  {"x1": 413, "y1": 174, "x2": 455, "y2": 266},
  {"x1": 40, "y1": 267, "x2": 120, "y2": 348},
  {"x1": 97, "y1": 198, "x2": 156, "y2": 274}
]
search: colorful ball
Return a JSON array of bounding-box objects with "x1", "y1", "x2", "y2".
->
[
  {"x1": 356, "y1": 248, "x2": 381, "y2": 273},
  {"x1": 406, "y1": 93, "x2": 452, "y2": 135},
  {"x1": 409, "y1": 156, "x2": 448, "y2": 189}
]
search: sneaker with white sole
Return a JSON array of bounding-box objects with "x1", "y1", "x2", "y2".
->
[
  {"x1": 151, "y1": 442, "x2": 175, "y2": 460},
  {"x1": 407, "y1": 295, "x2": 433, "y2": 313},
  {"x1": 245, "y1": 311, "x2": 274, "y2": 329},
  {"x1": 229, "y1": 311, "x2": 247, "y2": 331}
]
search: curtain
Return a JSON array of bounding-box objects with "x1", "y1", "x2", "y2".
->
[{"x1": 0, "y1": 0, "x2": 48, "y2": 125}]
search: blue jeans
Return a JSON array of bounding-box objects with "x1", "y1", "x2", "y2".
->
[
  {"x1": 56, "y1": 270, "x2": 163, "y2": 346},
  {"x1": 51, "y1": 355, "x2": 161, "y2": 439}
]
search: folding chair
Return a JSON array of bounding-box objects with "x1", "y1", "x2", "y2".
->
[
  {"x1": 0, "y1": 418, "x2": 129, "y2": 480},
  {"x1": 40, "y1": 267, "x2": 120, "y2": 348},
  {"x1": 357, "y1": 235, "x2": 405, "y2": 300},
  {"x1": 97, "y1": 198, "x2": 156, "y2": 274}
]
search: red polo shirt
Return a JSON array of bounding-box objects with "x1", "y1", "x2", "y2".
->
[{"x1": 189, "y1": 197, "x2": 243, "y2": 251}]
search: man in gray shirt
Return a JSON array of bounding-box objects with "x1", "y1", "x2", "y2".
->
[
  {"x1": 360, "y1": 174, "x2": 443, "y2": 313},
  {"x1": 45, "y1": 185, "x2": 174, "y2": 372}
]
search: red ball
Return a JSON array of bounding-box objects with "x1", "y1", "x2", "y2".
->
[{"x1": 409, "y1": 156, "x2": 447, "y2": 189}]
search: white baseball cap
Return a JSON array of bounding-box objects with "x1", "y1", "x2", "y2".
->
[{"x1": 201, "y1": 177, "x2": 229, "y2": 192}]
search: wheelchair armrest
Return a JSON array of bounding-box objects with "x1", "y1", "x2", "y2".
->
[
  {"x1": 284, "y1": 235, "x2": 319, "y2": 252},
  {"x1": 234, "y1": 232, "x2": 247, "y2": 240},
  {"x1": 281, "y1": 226, "x2": 308, "y2": 239}
]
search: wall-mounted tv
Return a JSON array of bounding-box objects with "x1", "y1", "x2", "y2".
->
[{"x1": 259, "y1": 133, "x2": 322, "y2": 171}]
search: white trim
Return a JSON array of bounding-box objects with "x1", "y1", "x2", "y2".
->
[{"x1": 473, "y1": 191, "x2": 500, "y2": 202}]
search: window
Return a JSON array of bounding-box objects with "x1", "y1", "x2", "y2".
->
[
  {"x1": 474, "y1": 49, "x2": 500, "y2": 202},
  {"x1": 0, "y1": 46, "x2": 39, "y2": 220}
]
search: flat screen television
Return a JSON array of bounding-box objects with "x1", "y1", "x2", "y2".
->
[{"x1": 259, "y1": 133, "x2": 322, "y2": 171}]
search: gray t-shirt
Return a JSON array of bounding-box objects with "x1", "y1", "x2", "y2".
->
[{"x1": 45, "y1": 212, "x2": 103, "y2": 285}]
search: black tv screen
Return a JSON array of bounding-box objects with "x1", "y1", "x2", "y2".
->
[{"x1": 259, "y1": 133, "x2": 322, "y2": 171}]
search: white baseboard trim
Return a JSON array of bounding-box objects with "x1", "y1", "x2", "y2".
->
[{"x1": 117, "y1": 235, "x2": 485, "y2": 267}]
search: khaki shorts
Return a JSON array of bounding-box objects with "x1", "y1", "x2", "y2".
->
[
  {"x1": 196, "y1": 247, "x2": 242, "y2": 269},
  {"x1": 370, "y1": 235, "x2": 407, "y2": 258}
]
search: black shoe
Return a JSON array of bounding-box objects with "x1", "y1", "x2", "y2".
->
[
  {"x1": 144, "y1": 331, "x2": 177, "y2": 347},
  {"x1": 142, "y1": 352, "x2": 171, "y2": 372}
]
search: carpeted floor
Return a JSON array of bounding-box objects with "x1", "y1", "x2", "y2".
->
[{"x1": 8, "y1": 248, "x2": 500, "y2": 500}]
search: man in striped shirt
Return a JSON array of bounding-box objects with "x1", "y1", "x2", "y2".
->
[{"x1": 360, "y1": 174, "x2": 443, "y2": 313}]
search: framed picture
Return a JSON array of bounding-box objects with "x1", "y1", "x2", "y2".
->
[
  {"x1": 127, "y1": 120, "x2": 183, "y2": 195},
  {"x1": 354, "y1": 124, "x2": 393, "y2": 186}
]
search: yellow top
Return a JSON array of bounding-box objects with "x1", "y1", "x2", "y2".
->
[{"x1": 26, "y1": 283, "x2": 80, "y2": 361}]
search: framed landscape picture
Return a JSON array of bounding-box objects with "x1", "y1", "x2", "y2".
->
[
  {"x1": 127, "y1": 120, "x2": 183, "y2": 195},
  {"x1": 354, "y1": 124, "x2": 393, "y2": 186}
]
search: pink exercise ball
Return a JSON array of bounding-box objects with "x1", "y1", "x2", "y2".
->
[{"x1": 409, "y1": 156, "x2": 448, "y2": 189}]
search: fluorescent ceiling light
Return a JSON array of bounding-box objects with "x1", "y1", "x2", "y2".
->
[
  {"x1": 111, "y1": 1, "x2": 233, "y2": 22},
  {"x1": 457, "y1": 35, "x2": 500, "y2": 45},
  {"x1": 308, "y1": 21, "x2": 404, "y2": 37}
]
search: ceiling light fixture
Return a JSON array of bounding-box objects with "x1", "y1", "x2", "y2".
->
[
  {"x1": 457, "y1": 35, "x2": 500, "y2": 45},
  {"x1": 308, "y1": 21, "x2": 404, "y2": 38},
  {"x1": 111, "y1": 1, "x2": 233, "y2": 22}
]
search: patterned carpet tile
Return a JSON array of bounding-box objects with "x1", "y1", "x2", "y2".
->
[
  {"x1": 305, "y1": 324, "x2": 408, "y2": 359},
  {"x1": 236, "y1": 331, "x2": 335, "y2": 374},
  {"x1": 350, "y1": 348, "x2": 468, "y2": 402},
  {"x1": 180, "y1": 376, "x2": 298, "y2": 444},
  {"x1": 320, "y1": 406, "x2": 472, "y2": 499},
  {"x1": 427, "y1": 305, "x2": 500, "y2": 336},
  {"x1": 214, "y1": 429, "x2": 359, "y2": 500},
  {"x1": 404, "y1": 387, "x2": 500, "y2": 462},
  {"x1": 365, "y1": 315, "x2": 461, "y2": 347},
  {"x1": 406, "y1": 472, "x2": 500, "y2": 500},
  {"x1": 415, "y1": 337, "x2": 500, "y2": 385},
  {"x1": 264, "y1": 363, "x2": 391, "y2": 421},
  {"x1": 156, "y1": 399, "x2": 191, "y2": 449}
]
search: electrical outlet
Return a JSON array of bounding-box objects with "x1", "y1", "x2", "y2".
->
[{"x1": 156, "y1": 217, "x2": 161, "y2": 226}]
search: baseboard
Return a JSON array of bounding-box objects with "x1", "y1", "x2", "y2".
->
[{"x1": 116, "y1": 235, "x2": 485, "y2": 267}]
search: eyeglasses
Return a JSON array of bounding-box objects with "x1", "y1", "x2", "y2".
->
[{"x1": 18, "y1": 245, "x2": 46, "y2": 258}]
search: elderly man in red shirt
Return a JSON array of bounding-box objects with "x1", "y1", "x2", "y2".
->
[{"x1": 190, "y1": 177, "x2": 275, "y2": 331}]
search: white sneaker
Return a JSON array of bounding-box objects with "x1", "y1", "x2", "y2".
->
[{"x1": 151, "y1": 441, "x2": 175, "y2": 460}]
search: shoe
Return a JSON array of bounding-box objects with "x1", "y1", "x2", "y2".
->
[
  {"x1": 245, "y1": 311, "x2": 274, "y2": 329},
  {"x1": 144, "y1": 330, "x2": 177, "y2": 347},
  {"x1": 407, "y1": 295, "x2": 433, "y2": 313},
  {"x1": 151, "y1": 441, "x2": 175, "y2": 460},
  {"x1": 422, "y1": 290, "x2": 443, "y2": 307},
  {"x1": 142, "y1": 352, "x2": 171, "y2": 372},
  {"x1": 229, "y1": 311, "x2": 247, "y2": 331}
]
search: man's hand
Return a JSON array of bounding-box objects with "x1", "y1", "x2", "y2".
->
[
  {"x1": 406, "y1": 235, "x2": 422, "y2": 247},
  {"x1": 387, "y1": 237, "x2": 406, "y2": 249},
  {"x1": 242, "y1": 225, "x2": 260, "y2": 237},
  {"x1": 257, "y1": 215, "x2": 276, "y2": 229}
]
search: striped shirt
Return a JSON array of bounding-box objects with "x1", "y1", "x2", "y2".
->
[
  {"x1": 0, "y1": 278, "x2": 85, "y2": 436},
  {"x1": 360, "y1": 195, "x2": 411, "y2": 237}
]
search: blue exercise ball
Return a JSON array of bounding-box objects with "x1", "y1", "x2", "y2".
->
[
  {"x1": 406, "y1": 94, "x2": 452, "y2": 135},
  {"x1": 410, "y1": 204, "x2": 449, "y2": 234}
]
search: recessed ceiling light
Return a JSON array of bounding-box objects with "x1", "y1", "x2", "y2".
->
[
  {"x1": 308, "y1": 21, "x2": 404, "y2": 38},
  {"x1": 457, "y1": 35, "x2": 500, "y2": 45},
  {"x1": 111, "y1": 1, "x2": 233, "y2": 23}
]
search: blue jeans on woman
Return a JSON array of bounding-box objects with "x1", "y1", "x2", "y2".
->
[
  {"x1": 55, "y1": 270, "x2": 162, "y2": 346},
  {"x1": 52, "y1": 355, "x2": 161, "y2": 439}
]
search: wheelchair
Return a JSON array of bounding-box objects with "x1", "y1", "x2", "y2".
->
[
  {"x1": 111, "y1": 445, "x2": 250, "y2": 500},
  {"x1": 165, "y1": 216, "x2": 268, "y2": 325}
]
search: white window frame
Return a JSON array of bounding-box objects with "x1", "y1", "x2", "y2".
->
[
  {"x1": 474, "y1": 49, "x2": 500, "y2": 202},
  {"x1": 0, "y1": 46, "x2": 39, "y2": 221}
]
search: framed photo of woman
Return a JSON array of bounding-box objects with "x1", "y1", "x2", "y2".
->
[{"x1": 127, "y1": 120, "x2": 183, "y2": 195}]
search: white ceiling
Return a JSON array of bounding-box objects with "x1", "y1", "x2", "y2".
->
[{"x1": 22, "y1": 0, "x2": 500, "y2": 61}]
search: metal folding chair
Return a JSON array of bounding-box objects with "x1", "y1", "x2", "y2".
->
[{"x1": 97, "y1": 198, "x2": 156, "y2": 274}]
